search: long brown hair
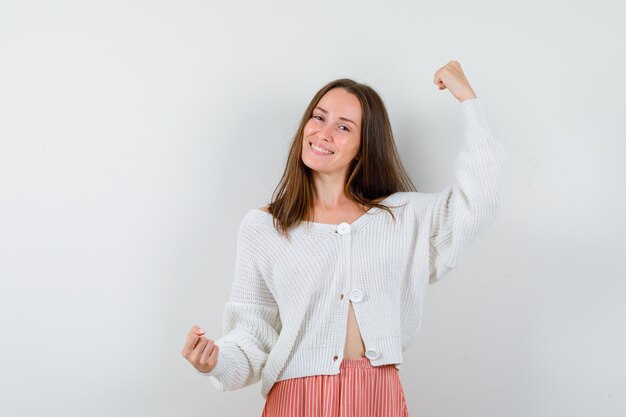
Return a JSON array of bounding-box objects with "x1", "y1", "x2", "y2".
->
[{"x1": 266, "y1": 78, "x2": 418, "y2": 238}]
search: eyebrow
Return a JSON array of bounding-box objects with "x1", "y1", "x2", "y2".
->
[{"x1": 313, "y1": 107, "x2": 358, "y2": 127}]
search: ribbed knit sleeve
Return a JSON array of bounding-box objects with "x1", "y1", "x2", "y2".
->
[
  {"x1": 197, "y1": 214, "x2": 282, "y2": 391},
  {"x1": 428, "y1": 97, "x2": 507, "y2": 284}
]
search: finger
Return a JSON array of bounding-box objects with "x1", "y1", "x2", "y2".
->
[
  {"x1": 203, "y1": 339, "x2": 215, "y2": 358},
  {"x1": 199, "y1": 340, "x2": 217, "y2": 367},
  {"x1": 208, "y1": 343, "x2": 219, "y2": 360},
  {"x1": 208, "y1": 344, "x2": 220, "y2": 370},
  {"x1": 187, "y1": 325, "x2": 205, "y2": 338},
  {"x1": 203, "y1": 344, "x2": 220, "y2": 373},
  {"x1": 182, "y1": 333, "x2": 201, "y2": 357},
  {"x1": 433, "y1": 76, "x2": 445, "y2": 87},
  {"x1": 189, "y1": 337, "x2": 209, "y2": 363},
  {"x1": 185, "y1": 326, "x2": 199, "y2": 340},
  {"x1": 192, "y1": 325, "x2": 206, "y2": 335}
]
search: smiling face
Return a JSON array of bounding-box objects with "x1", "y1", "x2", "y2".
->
[{"x1": 301, "y1": 87, "x2": 362, "y2": 177}]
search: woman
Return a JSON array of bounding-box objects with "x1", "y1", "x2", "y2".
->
[{"x1": 182, "y1": 61, "x2": 507, "y2": 416}]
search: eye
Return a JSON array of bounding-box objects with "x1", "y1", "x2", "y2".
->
[{"x1": 311, "y1": 115, "x2": 350, "y2": 132}]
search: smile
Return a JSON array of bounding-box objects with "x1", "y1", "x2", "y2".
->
[{"x1": 310, "y1": 142, "x2": 334, "y2": 155}]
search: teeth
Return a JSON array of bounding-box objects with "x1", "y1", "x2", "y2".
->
[{"x1": 311, "y1": 143, "x2": 333, "y2": 155}]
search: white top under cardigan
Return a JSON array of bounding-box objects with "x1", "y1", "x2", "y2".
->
[{"x1": 197, "y1": 97, "x2": 507, "y2": 399}]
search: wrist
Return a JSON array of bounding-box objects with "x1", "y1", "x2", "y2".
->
[{"x1": 459, "y1": 90, "x2": 477, "y2": 102}]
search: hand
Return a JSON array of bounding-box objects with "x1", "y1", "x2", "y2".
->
[
  {"x1": 181, "y1": 325, "x2": 220, "y2": 373},
  {"x1": 433, "y1": 60, "x2": 478, "y2": 102}
]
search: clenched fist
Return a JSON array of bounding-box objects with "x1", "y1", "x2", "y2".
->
[
  {"x1": 181, "y1": 325, "x2": 220, "y2": 373},
  {"x1": 433, "y1": 60, "x2": 478, "y2": 102}
]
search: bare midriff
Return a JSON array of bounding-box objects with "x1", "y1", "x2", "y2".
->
[{"x1": 343, "y1": 300, "x2": 367, "y2": 358}]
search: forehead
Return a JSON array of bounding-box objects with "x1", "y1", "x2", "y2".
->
[{"x1": 316, "y1": 88, "x2": 362, "y2": 124}]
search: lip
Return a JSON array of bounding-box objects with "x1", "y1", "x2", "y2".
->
[{"x1": 309, "y1": 141, "x2": 334, "y2": 154}]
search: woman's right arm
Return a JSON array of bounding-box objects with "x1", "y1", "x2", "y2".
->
[{"x1": 183, "y1": 214, "x2": 282, "y2": 391}]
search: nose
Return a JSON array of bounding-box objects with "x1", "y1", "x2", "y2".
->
[{"x1": 318, "y1": 123, "x2": 334, "y2": 141}]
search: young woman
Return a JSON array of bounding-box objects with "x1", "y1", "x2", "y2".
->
[{"x1": 182, "y1": 60, "x2": 507, "y2": 416}]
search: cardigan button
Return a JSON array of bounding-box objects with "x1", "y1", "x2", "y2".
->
[
  {"x1": 365, "y1": 348, "x2": 380, "y2": 360},
  {"x1": 348, "y1": 289, "x2": 363, "y2": 303},
  {"x1": 336, "y1": 222, "x2": 351, "y2": 235},
  {"x1": 333, "y1": 354, "x2": 339, "y2": 361}
]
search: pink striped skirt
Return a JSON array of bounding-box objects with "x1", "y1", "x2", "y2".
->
[{"x1": 261, "y1": 357, "x2": 409, "y2": 417}]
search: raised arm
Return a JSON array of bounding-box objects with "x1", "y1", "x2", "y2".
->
[{"x1": 428, "y1": 94, "x2": 507, "y2": 284}]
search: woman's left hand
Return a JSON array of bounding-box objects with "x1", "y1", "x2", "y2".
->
[{"x1": 433, "y1": 60, "x2": 478, "y2": 102}]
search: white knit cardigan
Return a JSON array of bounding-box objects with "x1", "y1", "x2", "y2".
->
[{"x1": 198, "y1": 97, "x2": 507, "y2": 399}]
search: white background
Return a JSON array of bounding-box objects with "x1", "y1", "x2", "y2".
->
[{"x1": 1, "y1": 1, "x2": 625, "y2": 416}]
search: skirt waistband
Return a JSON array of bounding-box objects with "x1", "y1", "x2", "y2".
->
[{"x1": 340, "y1": 357, "x2": 375, "y2": 369}]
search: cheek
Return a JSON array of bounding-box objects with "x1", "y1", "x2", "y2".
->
[
  {"x1": 339, "y1": 137, "x2": 360, "y2": 155},
  {"x1": 303, "y1": 123, "x2": 315, "y2": 137}
]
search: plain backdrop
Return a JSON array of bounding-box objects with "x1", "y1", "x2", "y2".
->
[{"x1": 1, "y1": 1, "x2": 625, "y2": 416}]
